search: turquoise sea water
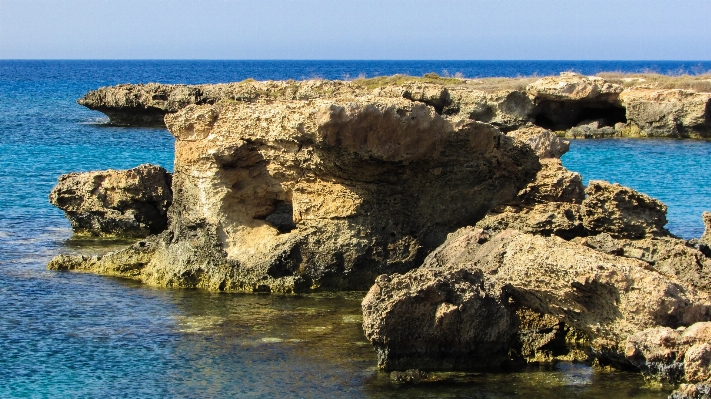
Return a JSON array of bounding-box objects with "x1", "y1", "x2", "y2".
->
[{"x1": 1, "y1": 60, "x2": 710, "y2": 398}]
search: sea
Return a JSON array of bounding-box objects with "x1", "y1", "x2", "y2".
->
[{"x1": 1, "y1": 60, "x2": 710, "y2": 398}]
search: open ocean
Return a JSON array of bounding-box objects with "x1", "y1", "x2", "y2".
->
[{"x1": 1, "y1": 60, "x2": 710, "y2": 398}]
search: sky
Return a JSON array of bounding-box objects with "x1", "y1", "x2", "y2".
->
[{"x1": 1, "y1": 0, "x2": 710, "y2": 60}]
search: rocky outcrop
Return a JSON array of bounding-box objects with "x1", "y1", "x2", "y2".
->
[
  {"x1": 78, "y1": 73, "x2": 711, "y2": 138},
  {"x1": 49, "y1": 164, "x2": 172, "y2": 237},
  {"x1": 506, "y1": 126, "x2": 570, "y2": 159},
  {"x1": 49, "y1": 96, "x2": 540, "y2": 292},
  {"x1": 582, "y1": 180, "x2": 670, "y2": 239},
  {"x1": 625, "y1": 322, "x2": 711, "y2": 385},
  {"x1": 619, "y1": 89, "x2": 711, "y2": 138},
  {"x1": 361, "y1": 227, "x2": 711, "y2": 371}
]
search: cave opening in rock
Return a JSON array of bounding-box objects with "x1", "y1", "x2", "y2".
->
[
  {"x1": 264, "y1": 200, "x2": 296, "y2": 234},
  {"x1": 532, "y1": 101, "x2": 627, "y2": 131}
]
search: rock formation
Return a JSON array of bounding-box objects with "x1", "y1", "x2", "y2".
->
[
  {"x1": 581, "y1": 180, "x2": 670, "y2": 239},
  {"x1": 702, "y1": 212, "x2": 711, "y2": 247},
  {"x1": 49, "y1": 164, "x2": 172, "y2": 237},
  {"x1": 78, "y1": 73, "x2": 711, "y2": 138},
  {"x1": 49, "y1": 95, "x2": 540, "y2": 292},
  {"x1": 361, "y1": 227, "x2": 711, "y2": 371},
  {"x1": 625, "y1": 322, "x2": 711, "y2": 385}
]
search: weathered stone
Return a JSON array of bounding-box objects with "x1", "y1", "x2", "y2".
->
[
  {"x1": 582, "y1": 180, "x2": 670, "y2": 239},
  {"x1": 515, "y1": 158, "x2": 585, "y2": 204},
  {"x1": 577, "y1": 234, "x2": 711, "y2": 292},
  {"x1": 526, "y1": 72, "x2": 624, "y2": 103},
  {"x1": 625, "y1": 322, "x2": 711, "y2": 384},
  {"x1": 475, "y1": 202, "x2": 584, "y2": 239},
  {"x1": 564, "y1": 120, "x2": 618, "y2": 139},
  {"x1": 670, "y1": 383, "x2": 711, "y2": 399},
  {"x1": 619, "y1": 89, "x2": 711, "y2": 138},
  {"x1": 362, "y1": 228, "x2": 710, "y2": 371},
  {"x1": 50, "y1": 97, "x2": 539, "y2": 292},
  {"x1": 48, "y1": 164, "x2": 172, "y2": 238},
  {"x1": 445, "y1": 89, "x2": 534, "y2": 130},
  {"x1": 506, "y1": 126, "x2": 570, "y2": 159}
]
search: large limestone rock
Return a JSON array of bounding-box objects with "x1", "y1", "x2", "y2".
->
[
  {"x1": 50, "y1": 96, "x2": 539, "y2": 292},
  {"x1": 625, "y1": 322, "x2": 711, "y2": 384},
  {"x1": 576, "y1": 233, "x2": 711, "y2": 292},
  {"x1": 619, "y1": 89, "x2": 711, "y2": 138},
  {"x1": 361, "y1": 228, "x2": 710, "y2": 371},
  {"x1": 78, "y1": 80, "x2": 367, "y2": 126},
  {"x1": 506, "y1": 126, "x2": 570, "y2": 159},
  {"x1": 49, "y1": 164, "x2": 172, "y2": 237},
  {"x1": 444, "y1": 88, "x2": 534, "y2": 129},
  {"x1": 526, "y1": 72, "x2": 624, "y2": 103},
  {"x1": 582, "y1": 180, "x2": 670, "y2": 239}
]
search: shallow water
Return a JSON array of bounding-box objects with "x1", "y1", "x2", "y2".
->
[{"x1": 2, "y1": 60, "x2": 708, "y2": 398}]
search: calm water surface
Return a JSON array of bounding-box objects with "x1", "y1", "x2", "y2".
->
[{"x1": 3, "y1": 60, "x2": 709, "y2": 398}]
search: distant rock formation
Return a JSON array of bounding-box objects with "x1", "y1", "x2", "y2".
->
[
  {"x1": 49, "y1": 164, "x2": 172, "y2": 237},
  {"x1": 77, "y1": 73, "x2": 711, "y2": 138},
  {"x1": 49, "y1": 95, "x2": 540, "y2": 292}
]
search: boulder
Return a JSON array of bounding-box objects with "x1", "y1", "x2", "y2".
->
[
  {"x1": 625, "y1": 322, "x2": 711, "y2": 384},
  {"x1": 361, "y1": 228, "x2": 710, "y2": 371},
  {"x1": 50, "y1": 96, "x2": 540, "y2": 292},
  {"x1": 48, "y1": 164, "x2": 172, "y2": 237},
  {"x1": 582, "y1": 180, "x2": 670, "y2": 239},
  {"x1": 564, "y1": 120, "x2": 618, "y2": 139},
  {"x1": 444, "y1": 88, "x2": 534, "y2": 130},
  {"x1": 514, "y1": 158, "x2": 585, "y2": 204},
  {"x1": 526, "y1": 72, "x2": 624, "y2": 103},
  {"x1": 506, "y1": 126, "x2": 570, "y2": 159},
  {"x1": 619, "y1": 89, "x2": 711, "y2": 138}
]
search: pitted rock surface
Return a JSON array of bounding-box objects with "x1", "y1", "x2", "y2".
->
[{"x1": 49, "y1": 164, "x2": 172, "y2": 237}]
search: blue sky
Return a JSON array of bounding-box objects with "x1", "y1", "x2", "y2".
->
[{"x1": 1, "y1": 0, "x2": 710, "y2": 60}]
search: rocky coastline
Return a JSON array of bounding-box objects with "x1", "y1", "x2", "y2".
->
[
  {"x1": 50, "y1": 74, "x2": 711, "y2": 397},
  {"x1": 78, "y1": 72, "x2": 711, "y2": 139}
]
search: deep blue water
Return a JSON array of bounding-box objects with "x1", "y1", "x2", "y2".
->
[{"x1": 2, "y1": 60, "x2": 710, "y2": 398}]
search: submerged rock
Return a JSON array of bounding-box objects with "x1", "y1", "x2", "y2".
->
[
  {"x1": 50, "y1": 96, "x2": 540, "y2": 292},
  {"x1": 361, "y1": 228, "x2": 710, "y2": 371},
  {"x1": 48, "y1": 164, "x2": 172, "y2": 237}
]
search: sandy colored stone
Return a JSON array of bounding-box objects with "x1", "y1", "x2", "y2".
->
[
  {"x1": 526, "y1": 72, "x2": 623, "y2": 103},
  {"x1": 582, "y1": 180, "x2": 670, "y2": 239},
  {"x1": 48, "y1": 164, "x2": 172, "y2": 237},
  {"x1": 619, "y1": 89, "x2": 711, "y2": 138},
  {"x1": 362, "y1": 228, "x2": 710, "y2": 371},
  {"x1": 506, "y1": 126, "x2": 570, "y2": 159},
  {"x1": 50, "y1": 97, "x2": 539, "y2": 293}
]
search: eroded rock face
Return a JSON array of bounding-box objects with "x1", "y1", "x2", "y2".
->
[
  {"x1": 670, "y1": 383, "x2": 711, "y2": 399},
  {"x1": 620, "y1": 89, "x2": 711, "y2": 138},
  {"x1": 50, "y1": 97, "x2": 540, "y2": 292},
  {"x1": 576, "y1": 233, "x2": 711, "y2": 292},
  {"x1": 582, "y1": 180, "x2": 670, "y2": 239},
  {"x1": 625, "y1": 322, "x2": 711, "y2": 384},
  {"x1": 526, "y1": 72, "x2": 624, "y2": 103},
  {"x1": 49, "y1": 164, "x2": 172, "y2": 237},
  {"x1": 506, "y1": 126, "x2": 570, "y2": 159},
  {"x1": 361, "y1": 228, "x2": 710, "y2": 371},
  {"x1": 79, "y1": 74, "x2": 711, "y2": 137}
]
